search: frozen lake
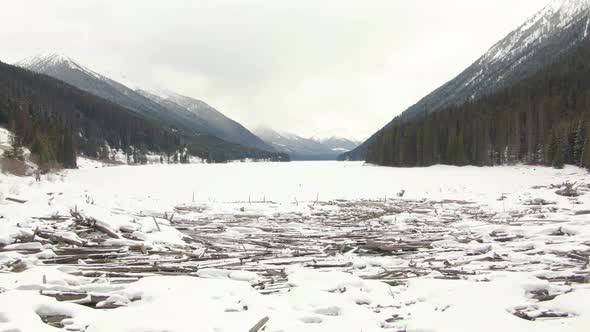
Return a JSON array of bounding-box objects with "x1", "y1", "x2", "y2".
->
[{"x1": 51, "y1": 160, "x2": 588, "y2": 210}]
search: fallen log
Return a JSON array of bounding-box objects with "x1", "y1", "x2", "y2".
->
[
  {"x1": 31, "y1": 227, "x2": 39, "y2": 242},
  {"x1": 364, "y1": 240, "x2": 431, "y2": 253},
  {"x1": 5, "y1": 197, "x2": 27, "y2": 204},
  {"x1": 248, "y1": 316, "x2": 270, "y2": 332},
  {"x1": 152, "y1": 217, "x2": 161, "y2": 232},
  {"x1": 49, "y1": 233, "x2": 86, "y2": 247},
  {"x1": 70, "y1": 209, "x2": 121, "y2": 239},
  {"x1": 94, "y1": 220, "x2": 121, "y2": 239}
]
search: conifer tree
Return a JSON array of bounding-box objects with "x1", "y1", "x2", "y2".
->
[{"x1": 573, "y1": 120, "x2": 586, "y2": 166}]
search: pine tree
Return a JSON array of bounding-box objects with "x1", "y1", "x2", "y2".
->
[
  {"x1": 4, "y1": 127, "x2": 24, "y2": 161},
  {"x1": 573, "y1": 120, "x2": 586, "y2": 166},
  {"x1": 552, "y1": 131, "x2": 566, "y2": 169}
]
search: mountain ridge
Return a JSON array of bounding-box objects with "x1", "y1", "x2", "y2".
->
[
  {"x1": 16, "y1": 53, "x2": 275, "y2": 153},
  {"x1": 137, "y1": 89, "x2": 275, "y2": 152},
  {"x1": 254, "y1": 126, "x2": 360, "y2": 160},
  {"x1": 341, "y1": 0, "x2": 590, "y2": 161}
]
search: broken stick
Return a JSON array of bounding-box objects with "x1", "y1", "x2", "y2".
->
[{"x1": 248, "y1": 316, "x2": 269, "y2": 332}]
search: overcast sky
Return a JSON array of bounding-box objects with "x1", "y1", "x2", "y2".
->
[{"x1": 1, "y1": 0, "x2": 549, "y2": 139}]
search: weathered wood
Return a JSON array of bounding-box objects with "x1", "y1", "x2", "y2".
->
[
  {"x1": 49, "y1": 233, "x2": 86, "y2": 247},
  {"x1": 5, "y1": 197, "x2": 27, "y2": 204},
  {"x1": 152, "y1": 217, "x2": 162, "y2": 232},
  {"x1": 364, "y1": 240, "x2": 431, "y2": 253},
  {"x1": 31, "y1": 227, "x2": 39, "y2": 242},
  {"x1": 94, "y1": 220, "x2": 121, "y2": 239},
  {"x1": 248, "y1": 316, "x2": 270, "y2": 332}
]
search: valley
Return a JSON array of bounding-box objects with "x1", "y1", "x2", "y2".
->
[{"x1": 1, "y1": 0, "x2": 590, "y2": 331}]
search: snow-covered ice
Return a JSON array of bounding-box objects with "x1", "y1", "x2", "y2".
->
[{"x1": 0, "y1": 161, "x2": 589, "y2": 331}]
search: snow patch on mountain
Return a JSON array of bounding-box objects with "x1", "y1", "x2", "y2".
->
[
  {"x1": 310, "y1": 128, "x2": 365, "y2": 144},
  {"x1": 16, "y1": 54, "x2": 275, "y2": 152},
  {"x1": 482, "y1": 0, "x2": 590, "y2": 71},
  {"x1": 254, "y1": 126, "x2": 360, "y2": 160},
  {"x1": 407, "y1": 0, "x2": 590, "y2": 118},
  {"x1": 17, "y1": 53, "x2": 106, "y2": 82}
]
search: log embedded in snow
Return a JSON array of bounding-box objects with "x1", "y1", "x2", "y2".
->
[
  {"x1": 364, "y1": 240, "x2": 430, "y2": 253},
  {"x1": 248, "y1": 316, "x2": 269, "y2": 332},
  {"x1": 5, "y1": 197, "x2": 27, "y2": 204},
  {"x1": 31, "y1": 227, "x2": 39, "y2": 242},
  {"x1": 71, "y1": 209, "x2": 120, "y2": 239},
  {"x1": 94, "y1": 221, "x2": 121, "y2": 239},
  {"x1": 49, "y1": 233, "x2": 86, "y2": 247},
  {"x1": 152, "y1": 217, "x2": 161, "y2": 232}
]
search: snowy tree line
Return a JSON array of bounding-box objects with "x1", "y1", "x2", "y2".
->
[
  {"x1": 366, "y1": 38, "x2": 590, "y2": 170},
  {"x1": 0, "y1": 61, "x2": 288, "y2": 170}
]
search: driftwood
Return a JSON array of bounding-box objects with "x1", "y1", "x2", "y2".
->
[
  {"x1": 39, "y1": 290, "x2": 130, "y2": 309},
  {"x1": 5, "y1": 197, "x2": 27, "y2": 204},
  {"x1": 248, "y1": 316, "x2": 270, "y2": 332},
  {"x1": 70, "y1": 209, "x2": 120, "y2": 239},
  {"x1": 152, "y1": 217, "x2": 162, "y2": 232},
  {"x1": 31, "y1": 227, "x2": 39, "y2": 242},
  {"x1": 364, "y1": 240, "x2": 431, "y2": 253},
  {"x1": 49, "y1": 233, "x2": 86, "y2": 247},
  {"x1": 23, "y1": 196, "x2": 587, "y2": 320},
  {"x1": 94, "y1": 220, "x2": 121, "y2": 239}
]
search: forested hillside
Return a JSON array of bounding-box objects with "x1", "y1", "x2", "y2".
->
[
  {"x1": 366, "y1": 39, "x2": 590, "y2": 169},
  {"x1": 342, "y1": 0, "x2": 590, "y2": 162},
  {"x1": 17, "y1": 53, "x2": 275, "y2": 153},
  {"x1": 0, "y1": 61, "x2": 288, "y2": 169}
]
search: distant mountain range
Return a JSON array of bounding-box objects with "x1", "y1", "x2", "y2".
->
[
  {"x1": 0, "y1": 55, "x2": 288, "y2": 168},
  {"x1": 16, "y1": 53, "x2": 274, "y2": 152},
  {"x1": 343, "y1": 0, "x2": 590, "y2": 162},
  {"x1": 8, "y1": 52, "x2": 363, "y2": 164},
  {"x1": 254, "y1": 126, "x2": 360, "y2": 160}
]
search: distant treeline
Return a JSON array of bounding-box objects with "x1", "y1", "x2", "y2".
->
[
  {"x1": 365, "y1": 39, "x2": 590, "y2": 169},
  {"x1": 0, "y1": 61, "x2": 288, "y2": 169}
]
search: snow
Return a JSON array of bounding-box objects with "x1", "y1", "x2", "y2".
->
[
  {"x1": 0, "y1": 161, "x2": 589, "y2": 331},
  {"x1": 309, "y1": 128, "x2": 364, "y2": 144},
  {"x1": 16, "y1": 53, "x2": 141, "y2": 97},
  {"x1": 486, "y1": 0, "x2": 590, "y2": 63},
  {"x1": 17, "y1": 53, "x2": 101, "y2": 79},
  {"x1": 21, "y1": 161, "x2": 581, "y2": 211},
  {"x1": 0, "y1": 127, "x2": 10, "y2": 155}
]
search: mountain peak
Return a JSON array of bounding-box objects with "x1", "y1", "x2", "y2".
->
[
  {"x1": 253, "y1": 126, "x2": 361, "y2": 160},
  {"x1": 550, "y1": 0, "x2": 590, "y2": 15},
  {"x1": 347, "y1": 0, "x2": 590, "y2": 161},
  {"x1": 16, "y1": 52, "x2": 113, "y2": 86},
  {"x1": 483, "y1": 0, "x2": 590, "y2": 64},
  {"x1": 309, "y1": 129, "x2": 363, "y2": 144},
  {"x1": 17, "y1": 52, "x2": 80, "y2": 70}
]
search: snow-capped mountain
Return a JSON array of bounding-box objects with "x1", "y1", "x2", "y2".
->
[
  {"x1": 402, "y1": 0, "x2": 590, "y2": 118},
  {"x1": 17, "y1": 53, "x2": 274, "y2": 152},
  {"x1": 19, "y1": 53, "x2": 101, "y2": 80},
  {"x1": 138, "y1": 90, "x2": 274, "y2": 152},
  {"x1": 310, "y1": 128, "x2": 365, "y2": 144},
  {"x1": 343, "y1": 0, "x2": 590, "y2": 161},
  {"x1": 254, "y1": 126, "x2": 360, "y2": 160},
  {"x1": 17, "y1": 53, "x2": 172, "y2": 123}
]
